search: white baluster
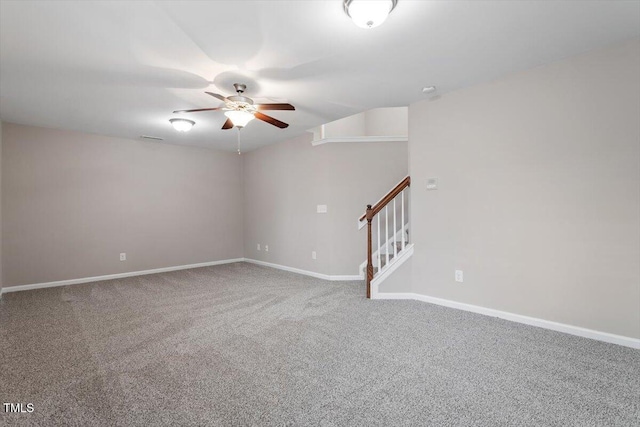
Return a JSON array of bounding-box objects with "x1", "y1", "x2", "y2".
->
[
  {"x1": 406, "y1": 189, "x2": 410, "y2": 244},
  {"x1": 401, "y1": 189, "x2": 405, "y2": 251},
  {"x1": 385, "y1": 205, "x2": 389, "y2": 266},
  {"x1": 393, "y1": 198, "x2": 397, "y2": 257},
  {"x1": 377, "y1": 214, "x2": 381, "y2": 271}
]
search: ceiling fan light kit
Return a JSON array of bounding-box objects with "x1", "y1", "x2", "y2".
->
[
  {"x1": 344, "y1": 0, "x2": 397, "y2": 29},
  {"x1": 169, "y1": 118, "x2": 195, "y2": 132},
  {"x1": 224, "y1": 110, "x2": 255, "y2": 128}
]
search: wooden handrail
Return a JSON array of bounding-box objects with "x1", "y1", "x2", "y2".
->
[
  {"x1": 359, "y1": 176, "x2": 411, "y2": 222},
  {"x1": 363, "y1": 176, "x2": 410, "y2": 299}
]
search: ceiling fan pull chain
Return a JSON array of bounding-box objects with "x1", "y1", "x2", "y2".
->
[{"x1": 237, "y1": 128, "x2": 242, "y2": 155}]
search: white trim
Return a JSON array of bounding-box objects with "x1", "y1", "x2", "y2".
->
[
  {"x1": 330, "y1": 274, "x2": 365, "y2": 281},
  {"x1": 312, "y1": 136, "x2": 408, "y2": 147},
  {"x1": 244, "y1": 259, "x2": 363, "y2": 281},
  {"x1": 5, "y1": 257, "x2": 634, "y2": 350},
  {"x1": 0, "y1": 258, "x2": 245, "y2": 294},
  {"x1": 370, "y1": 244, "x2": 414, "y2": 294},
  {"x1": 372, "y1": 292, "x2": 640, "y2": 349},
  {"x1": 370, "y1": 292, "x2": 413, "y2": 300},
  {"x1": 0, "y1": 257, "x2": 364, "y2": 296}
]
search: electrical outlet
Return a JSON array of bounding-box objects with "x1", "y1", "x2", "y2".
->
[
  {"x1": 265, "y1": 245, "x2": 269, "y2": 252},
  {"x1": 312, "y1": 251, "x2": 317, "y2": 260},
  {"x1": 257, "y1": 244, "x2": 261, "y2": 251},
  {"x1": 455, "y1": 270, "x2": 464, "y2": 283},
  {"x1": 120, "y1": 253, "x2": 126, "y2": 261}
]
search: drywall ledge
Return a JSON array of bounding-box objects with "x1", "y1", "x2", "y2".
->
[
  {"x1": 244, "y1": 259, "x2": 363, "y2": 281},
  {"x1": 372, "y1": 292, "x2": 640, "y2": 349},
  {"x1": 0, "y1": 258, "x2": 246, "y2": 294},
  {"x1": 311, "y1": 136, "x2": 408, "y2": 147}
]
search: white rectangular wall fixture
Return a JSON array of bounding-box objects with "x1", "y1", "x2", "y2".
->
[
  {"x1": 427, "y1": 178, "x2": 438, "y2": 190},
  {"x1": 317, "y1": 205, "x2": 328, "y2": 213}
]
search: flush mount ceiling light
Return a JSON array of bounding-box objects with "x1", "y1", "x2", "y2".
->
[
  {"x1": 224, "y1": 110, "x2": 255, "y2": 128},
  {"x1": 169, "y1": 118, "x2": 195, "y2": 132},
  {"x1": 343, "y1": 0, "x2": 397, "y2": 29}
]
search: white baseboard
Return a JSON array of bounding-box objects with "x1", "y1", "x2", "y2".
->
[
  {"x1": 4, "y1": 258, "x2": 635, "y2": 349},
  {"x1": 0, "y1": 258, "x2": 246, "y2": 295},
  {"x1": 372, "y1": 292, "x2": 640, "y2": 349},
  {"x1": 0, "y1": 257, "x2": 362, "y2": 296},
  {"x1": 244, "y1": 259, "x2": 363, "y2": 281}
]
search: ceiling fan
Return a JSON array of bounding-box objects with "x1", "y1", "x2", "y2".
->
[{"x1": 173, "y1": 83, "x2": 295, "y2": 130}]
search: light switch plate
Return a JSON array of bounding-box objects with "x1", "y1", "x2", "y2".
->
[
  {"x1": 427, "y1": 178, "x2": 438, "y2": 190},
  {"x1": 317, "y1": 205, "x2": 328, "y2": 213}
]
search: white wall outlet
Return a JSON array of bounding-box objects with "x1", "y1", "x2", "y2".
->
[
  {"x1": 120, "y1": 253, "x2": 126, "y2": 261},
  {"x1": 317, "y1": 205, "x2": 328, "y2": 214},
  {"x1": 427, "y1": 178, "x2": 438, "y2": 190},
  {"x1": 265, "y1": 245, "x2": 269, "y2": 252},
  {"x1": 257, "y1": 244, "x2": 261, "y2": 251},
  {"x1": 312, "y1": 251, "x2": 317, "y2": 260},
  {"x1": 455, "y1": 270, "x2": 464, "y2": 283}
]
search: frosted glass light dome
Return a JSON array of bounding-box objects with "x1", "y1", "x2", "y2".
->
[
  {"x1": 345, "y1": 0, "x2": 397, "y2": 29},
  {"x1": 225, "y1": 110, "x2": 255, "y2": 128},
  {"x1": 169, "y1": 118, "x2": 195, "y2": 132}
]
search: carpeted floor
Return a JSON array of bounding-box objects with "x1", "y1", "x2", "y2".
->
[{"x1": 1, "y1": 262, "x2": 638, "y2": 426}]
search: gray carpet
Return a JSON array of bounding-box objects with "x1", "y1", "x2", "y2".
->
[{"x1": 1, "y1": 262, "x2": 638, "y2": 426}]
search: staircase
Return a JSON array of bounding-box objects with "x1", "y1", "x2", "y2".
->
[{"x1": 358, "y1": 176, "x2": 414, "y2": 298}]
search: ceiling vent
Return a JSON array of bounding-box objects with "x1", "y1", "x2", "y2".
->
[{"x1": 140, "y1": 135, "x2": 164, "y2": 141}]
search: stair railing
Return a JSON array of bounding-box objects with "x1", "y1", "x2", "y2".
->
[{"x1": 360, "y1": 176, "x2": 411, "y2": 298}]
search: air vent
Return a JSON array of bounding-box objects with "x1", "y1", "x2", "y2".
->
[{"x1": 140, "y1": 135, "x2": 164, "y2": 141}]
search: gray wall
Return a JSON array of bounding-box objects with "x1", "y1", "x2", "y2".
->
[
  {"x1": 2, "y1": 123, "x2": 244, "y2": 287},
  {"x1": 312, "y1": 107, "x2": 408, "y2": 140},
  {"x1": 0, "y1": 120, "x2": 2, "y2": 293},
  {"x1": 408, "y1": 40, "x2": 640, "y2": 338},
  {"x1": 243, "y1": 133, "x2": 408, "y2": 276}
]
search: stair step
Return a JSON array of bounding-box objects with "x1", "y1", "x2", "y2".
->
[
  {"x1": 395, "y1": 241, "x2": 408, "y2": 250},
  {"x1": 363, "y1": 243, "x2": 411, "y2": 276},
  {"x1": 373, "y1": 248, "x2": 413, "y2": 275}
]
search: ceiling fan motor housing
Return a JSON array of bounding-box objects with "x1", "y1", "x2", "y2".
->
[{"x1": 227, "y1": 95, "x2": 254, "y2": 105}]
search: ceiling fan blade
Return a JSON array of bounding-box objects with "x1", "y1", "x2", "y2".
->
[
  {"x1": 255, "y1": 112, "x2": 289, "y2": 129},
  {"x1": 205, "y1": 92, "x2": 228, "y2": 102},
  {"x1": 221, "y1": 118, "x2": 234, "y2": 130},
  {"x1": 172, "y1": 107, "x2": 222, "y2": 113},
  {"x1": 257, "y1": 103, "x2": 295, "y2": 111}
]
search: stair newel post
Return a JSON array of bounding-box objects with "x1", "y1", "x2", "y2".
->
[{"x1": 366, "y1": 204, "x2": 374, "y2": 299}]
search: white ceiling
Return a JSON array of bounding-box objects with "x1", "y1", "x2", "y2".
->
[{"x1": 1, "y1": 1, "x2": 638, "y2": 152}]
